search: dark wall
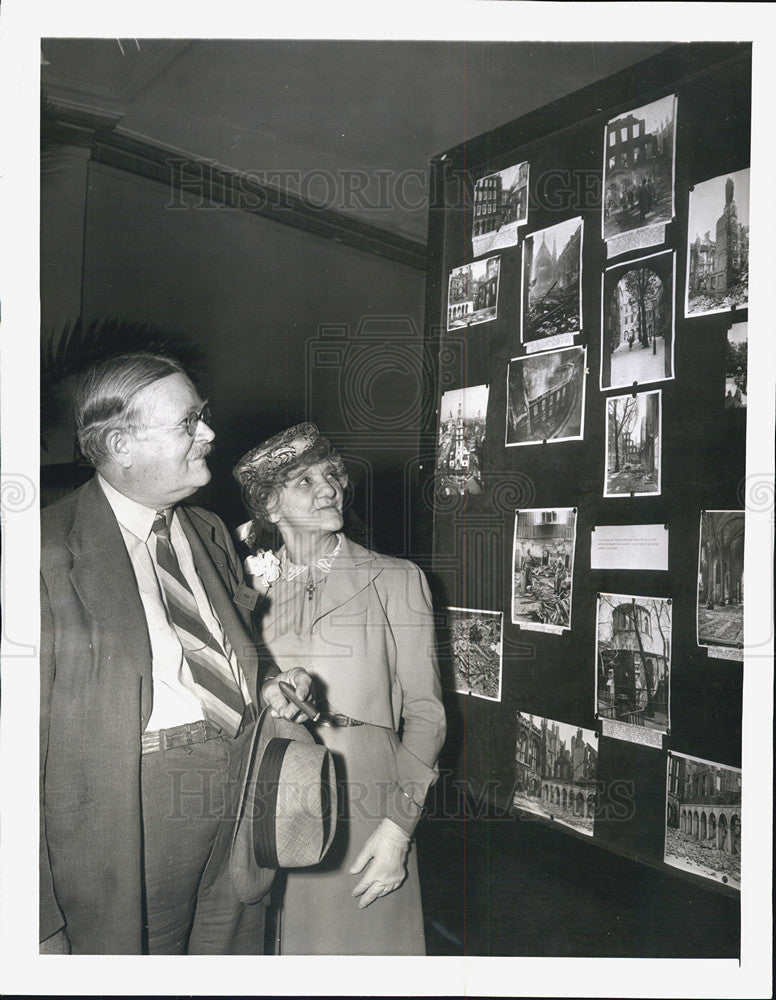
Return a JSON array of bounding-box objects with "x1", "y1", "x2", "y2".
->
[
  {"x1": 427, "y1": 44, "x2": 748, "y2": 915},
  {"x1": 41, "y1": 156, "x2": 427, "y2": 554}
]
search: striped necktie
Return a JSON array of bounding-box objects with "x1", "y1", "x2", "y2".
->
[{"x1": 152, "y1": 510, "x2": 246, "y2": 736}]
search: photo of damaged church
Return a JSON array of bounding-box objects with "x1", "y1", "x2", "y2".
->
[
  {"x1": 697, "y1": 510, "x2": 744, "y2": 654},
  {"x1": 596, "y1": 593, "x2": 671, "y2": 733},
  {"x1": 664, "y1": 752, "x2": 741, "y2": 890},
  {"x1": 521, "y1": 217, "x2": 582, "y2": 345},
  {"x1": 513, "y1": 713, "x2": 598, "y2": 836},
  {"x1": 685, "y1": 168, "x2": 749, "y2": 317}
]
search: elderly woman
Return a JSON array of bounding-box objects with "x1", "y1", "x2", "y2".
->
[{"x1": 233, "y1": 423, "x2": 446, "y2": 956}]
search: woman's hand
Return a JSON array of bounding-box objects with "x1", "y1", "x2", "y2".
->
[
  {"x1": 349, "y1": 818, "x2": 410, "y2": 908},
  {"x1": 261, "y1": 667, "x2": 315, "y2": 723}
]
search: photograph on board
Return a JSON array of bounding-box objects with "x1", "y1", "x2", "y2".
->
[
  {"x1": 513, "y1": 712, "x2": 598, "y2": 836},
  {"x1": 505, "y1": 345, "x2": 586, "y2": 447},
  {"x1": 685, "y1": 168, "x2": 749, "y2": 318},
  {"x1": 471, "y1": 161, "x2": 529, "y2": 257},
  {"x1": 435, "y1": 384, "x2": 489, "y2": 497},
  {"x1": 604, "y1": 389, "x2": 661, "y2": 498},
  {"x1": 725, "y1": 321, "x2": 747, "y2": 409},
  {"x1": 603, "y1": 93, "x2": 676, "y2": 242},
  {"x1": 444, "y1": 607, "x2": 503, "y2": 701},
  {"x1": 447, "y1": 255, "x2": 501, "y2": 330},
  {"x1": 665, "y1": 752, "x2": 741, "y2": 890},
  {"x1": 601, "y1": 250, "x2": 675, "y2": 391},
  {"x1": 512, "y1": 507, "x2": 577, "y2": 633},
  {"x1": 520, "y1": 217, "x2": 583, "y2": 350},
  {"x1": 595, "y1": 592, "x2": 671, "y2": 745},
  {"x1": 697, "y1": 510, "x2": 744, "y2": 659}
]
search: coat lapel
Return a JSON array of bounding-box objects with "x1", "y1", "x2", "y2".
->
[
  {"x1": 311, "y1": 535, "x2": 383, "y2": 628},
  {"x1": 67, "y1": 477, "x2": 153, "y2": 690}
]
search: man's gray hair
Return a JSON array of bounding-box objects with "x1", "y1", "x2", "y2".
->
[{"x1": 73, "y1": 352, "x2": 189, "y2": 467}]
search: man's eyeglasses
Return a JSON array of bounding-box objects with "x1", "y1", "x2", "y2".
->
[
  {"x1": 179, "y1": 401, "x2": 211, "y2": 436},
  {"x1": 142, "y1": 401, "x2": 212, "y2": 437}
]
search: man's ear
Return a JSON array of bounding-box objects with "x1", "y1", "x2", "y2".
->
[{"x1": 104, "y1": 428, "x2": 133, "y2": 469}]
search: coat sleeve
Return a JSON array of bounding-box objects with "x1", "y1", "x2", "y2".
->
[
  {"x1": 382, "y1": 561, "x2": 446, "y2": 836},
  {"x1": 40, "y1": 573, "x2": 65, "y2": 941}
]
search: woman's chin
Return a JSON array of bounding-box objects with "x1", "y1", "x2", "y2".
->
[{"x1": 319, "y1": 509, "x2": 344, "y2": 531}]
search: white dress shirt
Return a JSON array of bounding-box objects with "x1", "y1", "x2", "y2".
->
[{"x1": 98, "y1": 475, "x2": 252, "y2": 731}]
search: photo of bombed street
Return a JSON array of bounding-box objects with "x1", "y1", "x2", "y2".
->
[{"x1": 512, "y1": 508, "x2": 576, "y2": 631}]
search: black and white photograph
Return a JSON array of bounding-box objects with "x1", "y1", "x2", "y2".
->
[
  {"x1": 513, "y1": 713, "x2": 598, "y2": 836},
  {"x1": 505, "y1": 345, "x2": 586, "y2": 447},
  {"x1": 444, "y1": 607, "x2": 503, "y2": 701},
  {"x1": 521, "y1": 217, "x2": 583, "y2": 350},
  {"x1": 446, "y1": 255, "x2": 501, "y2": 330},
  {"x1": 6, "y1": 17, "x2": 772, "y2": 989},
  {"x1": 685, "y1": 168, "x2": 750, "y2": 317},
  {"x1": 604, "y1": 390, "x2": 661, "y2": 498},
  {"x1": 471, "y1": 161, "x2": 529, "y2": 257},
  {"x1": 697, "y1": 510, "x2": 745, "y2": 658},
  {"x1": 603, "y1": 94, "x2": 676, "y2": 243},
  {"x1": 512, "y1": 507, "x2": 577, "y2": 632},
  {"x1": 665, "y1": 753, "x2": 741, "y2": 890},
  {"x1": 435, "y1": 384, "x2": 489, "y2": 496},
  {"x1": 725, "y1": 321, "x2": 748, "y2": 409},
  {"x1": 601, "y1": 250, "x2": 675, "y2": 390},
  {"x1": 595, "y1": 593, "x2": 671, "y2": 745}
]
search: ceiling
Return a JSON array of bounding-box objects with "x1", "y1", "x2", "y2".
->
[{"x1": 41, "y1": 39, "x2": 672, "y2": 242}]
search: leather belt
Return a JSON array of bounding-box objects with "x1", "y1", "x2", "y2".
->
[{"x1": 141, "y1": 705, "x2": 257, "y2": 754}]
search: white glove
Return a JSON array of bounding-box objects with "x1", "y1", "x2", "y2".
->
[{"x1": 349, "y1": 818, "x2": 410, "y2": 908}]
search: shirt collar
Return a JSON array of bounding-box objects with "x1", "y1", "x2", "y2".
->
[
  {"x1": 281, "y1": 532, "x2": 343, "y2": 580},
  {"x1": 97, "y1": 473, "x2": 166, "y2": 543}
]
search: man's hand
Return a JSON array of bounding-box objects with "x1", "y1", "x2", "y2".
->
[
  {"x1": 261, "y1": 667, "x2": 314, "y2": 723},
  {"x1": 40, "y1": 928, "x2": 70, "y2": 954},
  {"x1": 349, "y1": 818, "x2": 410, "y2": 908}
]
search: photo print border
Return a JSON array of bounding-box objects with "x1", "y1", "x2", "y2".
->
[
  {"x1": 603, "y1": 388, "x2": 662, "y2": 499},
  {"x1": 600, "y1": 249, "x2": 676, "y2": 392},
  {"x1": 505, "y1": 345, "x2": 587, "y2": 448},
  {"x1": 595, "y1": 591, "x2": 672, "y2": 748},
  {"x1": 664, "y1": 751, "x2": 741, "y2": 891},
  {"x1": 446, "y1": 254, "x2": 501, "y2": 331},
  {"x1": 511, "y1": 506, "x2": 577, "y2": 634},
  {"x1": 444, "y1": 606, "x2": 503, "y2": 702},
  {"x1": 685, "y1": 168, "x2": 750, "y2": 319},
  {"x1": 520, "y1": 216, "x2": 583, "y2": 353}
]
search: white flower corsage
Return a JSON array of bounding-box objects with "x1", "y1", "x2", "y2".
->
[{"x1": 244, "y1": 548, "x2": 282, "y2": 586}]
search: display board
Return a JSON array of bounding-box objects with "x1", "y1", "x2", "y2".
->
[{"x1": 423, "y1": 44, "x2": 749, "y2": 896}]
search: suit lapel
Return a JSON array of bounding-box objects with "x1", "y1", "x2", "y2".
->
[
  {"x1": 68, "y1": 477, "x2": 153, "y2": 689},
  {"x1": 311, "y1": 535, "x2": 383, "y2": 628},
  {"x1": 178, "y1": 506, "x2": 259, "y2": 694}
]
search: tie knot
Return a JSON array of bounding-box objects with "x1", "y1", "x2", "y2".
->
[{"x1": 152, "y1": 510, "x2": 171, "y2": 541}]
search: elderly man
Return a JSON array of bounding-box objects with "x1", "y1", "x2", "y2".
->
[{"x1": 40, "y1": 352, "x2": 310, "y2": 955}]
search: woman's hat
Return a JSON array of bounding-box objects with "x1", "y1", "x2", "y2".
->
[
  {"x1": 233, "y1": 422, "x2": 320, "y2": 488},
  {"x1": 229, "y1": 706, "x2": 337, "y2": 903}
]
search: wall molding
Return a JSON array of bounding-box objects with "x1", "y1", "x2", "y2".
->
[{"x1": 42, "y1": 99, "x2": 428, "y2": 272}]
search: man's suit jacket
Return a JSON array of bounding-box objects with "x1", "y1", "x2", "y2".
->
[{"x1": 40, "y1": 476, "x2": 268, "y2": 954}]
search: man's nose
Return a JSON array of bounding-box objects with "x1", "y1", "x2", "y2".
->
[{"x1": 196, "y1": 420, "x2": 215, "y2": 443}]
